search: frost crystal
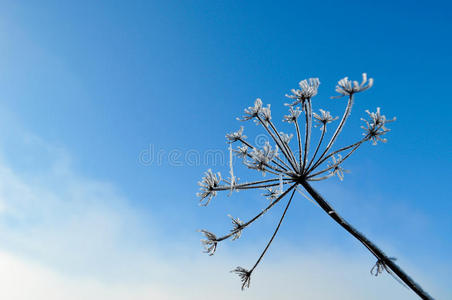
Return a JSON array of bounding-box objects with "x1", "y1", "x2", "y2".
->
[
  {"x1": 226, "y1": 126, "x2": 246, "y2": 143},
  {"x1": 246, "y1": 142, "x2": 279, "y2": 174},
  {"x1": 313, "y1": 109, "x2": 338, "y2": 130},
  {"x1": 228, "y1": 144, "x2": 236, "y2": 193},
  {"x1": 283, "y1": 106, "x2": 302, "y2": 123},
  {"x1": 333, "y1": 73, "x2": 374, "y2": 98},
  {"x1": 279, "y1": 132, "x2": 293, "y2": 145},
  {"x1": 361, "y1": 107, "x2": 396, "y2": 145},
  {"x1": 286, "y1": 78, "x2": 320, "y2": 106},
  {"x1": 262, "y1": 187, "x2": 281, "y2": 201},
  {"x1": 260, "y1": 104, "x2": 272, "y2": 123},
  {"x1": 199, "y1": 229, "x2": 218, "y2": 256},
  {"x1": 233, "y1": 145, "x2": 249, "y2": 159},
  {"x1": 328, "y1": 154, "x2": 348, "y2": 181},
  {"x1": 228, "y1": 214, "x2": 244, "y2": 240},
  {"x1": 197, "y1": 169, "x2": 221, "y2": 206},
  {"x1": 238, "y1": 98, "x2": 263, "y2": 121}
]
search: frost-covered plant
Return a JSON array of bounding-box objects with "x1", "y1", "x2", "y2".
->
[{"x1": 196, "y1": 74, "x2": 432, "y2": 299}]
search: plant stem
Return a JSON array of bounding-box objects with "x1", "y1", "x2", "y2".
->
[
  {"x1": 256, "y1": 115, "x2": 298, "y2": 171},
  {"x1": 313, "y1": 94, "x2": 354, "y2": 169},
  {"x1": 300, "y1": 180, "x2": 433, "y2": 300},
  {"x1": 305, "y1": 124, "x2": 326, "y2": 172},
  {"x1": 307, "y1": 142, "x2": 362, "y2": 179},
  {"x1": 239, "y1": 138, "x2": 290, "y2": 171},
  {"x1": 250, "y1": 188, "x2": 296, "y2": 273},
  {"x1": 215, "y1": 184, "x2": 297, "y2": 242},
  {"x1": 294, "y1": 119, "x2": 303, "y2": 172},
  {"x1": 302, "y1": 100, "x2": 312, "y2": 173},
  {"x1": 267, "y1": 120, "x2": 299, "y2": 171}
]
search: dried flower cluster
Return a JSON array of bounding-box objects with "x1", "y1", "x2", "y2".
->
[{"x1": 196, "y1": 74, "x2": 397, "y2": 290}]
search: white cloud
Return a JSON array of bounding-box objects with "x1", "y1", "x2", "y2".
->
[
  {"x1": 0, "y1": 120, "x2": 446, "y2": 300},
  {"x1": 0, "y1": 246, "x2": 435, "y2": 300},
  {"x1": 0, "y1": 250, "x2": 171, "y2": 300}
]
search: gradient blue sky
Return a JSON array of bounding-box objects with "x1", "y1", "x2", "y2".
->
[{"x1": 0, "y1": 1, "x2": 451, "y2": 299}]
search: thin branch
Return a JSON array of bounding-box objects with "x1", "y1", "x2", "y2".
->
[
  {"x1": 244, "y1": 153, "x2": 287, "y2": 175},
  {"x1": 294, "y1": 118, "x2": 303, "y2": 173},
  {"x1": 267, "y1": 119, "x2": 299, "y2": 171},
  {"x1": 239, "y1": 138, "x2": 290, "y2": 172},
  {"x1": 313, "y1": 94, "x2": 354, "y2": 169},
  {"x1": 215, "y1": 184, "x2": 297, "y2": 242},
  {"x1": 250, "y1": 188, "x2": 296, "y2": 273},
  {"x1": 212, "y1": 178, "x2": 294, "y2": 192},
  {"x1": 309, "y1": 138, "x2": 365, "y2": 173},
  {"x1": 256, "y1": 115, "x2": 299, "y2": 171},
  {"x1": 241, "y1": 153, "x2": 288, "y2": 176},
  {"x1": 307, "y1": 173, "x2": 334, "y2": 181},
  {"x1": 307, "y1": 142, "x2": 362, "y2": 179},
  {"x1": 302, "y1": 100, "x2": 313, "y2": 172},
  {"x1": 305, "y1": 125, "x2": 326, "y2": 172},
  {"x1": 232, "y1": 183, "x2": 287, "y2": 190},
  {"x1": 237, "y1": 146, "x2": 287, "y2": 176}
]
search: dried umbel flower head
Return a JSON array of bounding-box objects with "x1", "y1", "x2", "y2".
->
[
  {"x1": 228, "y1": 214, "x2": 244, "y2": 240},
  {"x1": 261, "y1": 104, "x2": 272, "y2": 123},
  {"x1": 238, "y1": 98, "x2": 263, "y2": 121},
  {"x1": 245, "y1": 142, "x2": 279, "y2": 174},
  {"x1": 286, "y1": 78, "x2": 320, "y2": 106},
  {"x1": 328, "y1": 154, "x2": 348, "y2": 181},
  {"x1": 197, "y1": 73, "x2": 401, "y2": 291},
  {"x1": 199, "y1": 229, "x2": 218, "y2": 256},
  {"x1": 226, "y1": 126, "x2": 246, "y2": 143},
  {"x1": 197, "y1": 169, "x2": 222, "y2": 206},
  {"x1": 361, "y1": 107, "x2": 397, "y2": 145},
  {"x1": 283, "y1": 106, "x2": 302, "y2": 123},
  {"x1": 233, "y1": 145, "x2": 249, "y2": 159},
  {"x1": 313, "y1": 109, "x2": 338, "y2": 130},
  {"x1": 333, "y1": 73, "x2": 374, "y2": 98},
  {"x1": 231, "y1": 267, "x2": 251, "y2": 290},
  {"x1": 262, "y1": 187, "x2": 281, "y2": 201}
]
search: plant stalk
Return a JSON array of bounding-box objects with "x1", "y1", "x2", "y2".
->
[{"x1": 300, "y1": 180, "x2": 433, "y2": 300}]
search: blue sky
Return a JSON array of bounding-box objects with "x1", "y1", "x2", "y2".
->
[{"x1": 0, "y1": 1, "x2": 451, "y2": 299}]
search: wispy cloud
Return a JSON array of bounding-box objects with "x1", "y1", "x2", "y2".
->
[{"x1": 0, "y1": 247, "x2": 435, "y2": 300}]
